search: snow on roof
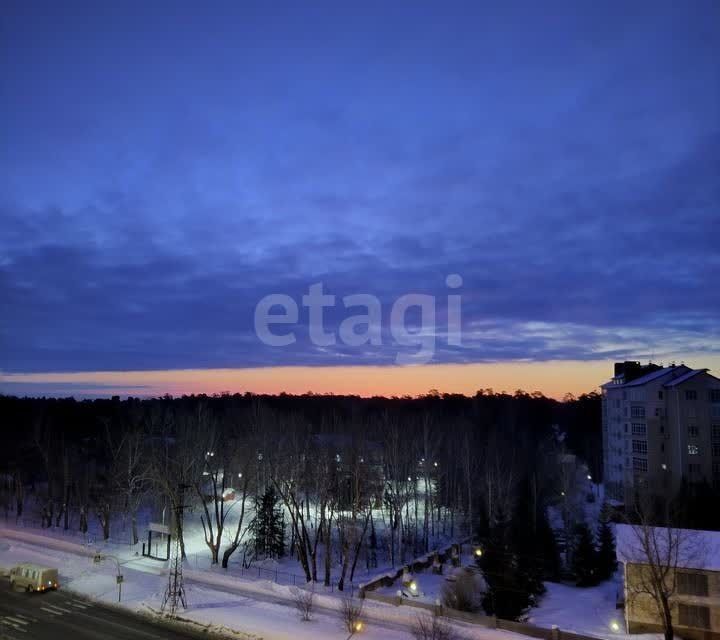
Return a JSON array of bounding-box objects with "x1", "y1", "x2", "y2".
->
[
  {"x1": 601, "y1": 366, "x2": 690, "y2": 389},
  {"x1": 663, "y1": 368, "x2": 712, "y2": 387},
  {"x1": 615, "y1": 524, "x2": 720, "y2": 572}
]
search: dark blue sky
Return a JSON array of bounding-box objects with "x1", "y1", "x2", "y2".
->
[{"x1": 1, "y1": 0, "x2": 719, "y2": 378}]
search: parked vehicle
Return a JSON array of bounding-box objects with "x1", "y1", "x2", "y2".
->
[{"x1": 9, "y1": 564, "x2": 59, "y2": 592}]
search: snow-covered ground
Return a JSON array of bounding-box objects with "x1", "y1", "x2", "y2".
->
[
  {"x1": 529, "y1": 579, "x2": 625, "y2": 638},
  {"x1": 374, "y1": 551, "x2": 478, "y2": 606},
  {"x1": 0, "y1": 527, "x2": 533, "y2": 640}
]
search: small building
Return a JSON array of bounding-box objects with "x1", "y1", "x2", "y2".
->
[{"x1": 616, "y1": 524, "x2": 720, "y2": 639}]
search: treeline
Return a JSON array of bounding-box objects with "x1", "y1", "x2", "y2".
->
[{"x1": 0, "y1": 389, "x2": 602, "y2": 614}]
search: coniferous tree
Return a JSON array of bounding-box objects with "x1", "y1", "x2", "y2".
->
[
  {"x1": 596, "y1": 515, "x2": 617, "y2": 581},
  {"x1": 249, "y1": 487, "x2": 285, "y2": 560},
  {"x1": 571, "y1": 522, "x2": 598, "y2": 586},
  {"x1": 537, "y1": 511, "x2": 562, "y2": 582},
  {"x1": 479, "y1": 510, "x2": 535, "y2": 620}
]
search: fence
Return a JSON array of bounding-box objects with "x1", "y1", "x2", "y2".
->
[
  {"x1": 187, "y1": 553, "x2": 357, "y2": 597},
  {"x1": 359, "y1": 541, "x2": 462, "y2": 595},
  {"x1": 3, "y1": 514, "x2": 142, "y2": 548},
  {"x1": 359, "y1": 542, "x2": 610, "y2": 640}
]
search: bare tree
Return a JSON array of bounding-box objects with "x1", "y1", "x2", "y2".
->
[
  {"x1": 148, "y1": 404, "x2": 202, "y2": 559},
  {"x1": 623, "y1": 497, "x2": 704, "y2": 640},
  {"x1": 104, "y1": 412, "x2": 149, "y2": 544}
]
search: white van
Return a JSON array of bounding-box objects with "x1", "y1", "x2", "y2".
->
[{"x1": 9, "y1": 564, "x2": 59, "y2": 592}]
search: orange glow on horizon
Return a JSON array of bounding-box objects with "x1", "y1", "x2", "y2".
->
[{"x1": 4, "y1": 356, "x2": 718, "y2": 400}]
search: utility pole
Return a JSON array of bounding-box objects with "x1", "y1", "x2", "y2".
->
[{"x1": 161, "y1": 483, "x2": 190, "y2": 616}]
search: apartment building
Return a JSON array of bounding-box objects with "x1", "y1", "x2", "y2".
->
[{"x1": 602, "y1": 362, "x2": 720, "y2": 504}]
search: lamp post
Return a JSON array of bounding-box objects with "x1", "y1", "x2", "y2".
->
[{"x1": 93, "y1": 553, "x2": 123, "y2": 602}]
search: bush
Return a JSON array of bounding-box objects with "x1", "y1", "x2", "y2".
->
[
  {"x1": 440, "y1": 570, "x2": 483, "y2": 613},
  {"x1": 341, "y1": 595, "x2": 364, "y2": 634},
  {"x1": 292, "y1": 585, "x2": 314, "y2": 621},
  {"x1": 412, "y1": 613, "x2": 456, "y2": 640}
]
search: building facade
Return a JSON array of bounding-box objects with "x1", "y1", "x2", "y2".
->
[
  {"x1": 602, "y1": 362, "x2": 720, "y2": 504},
  {"x1": 617, "y1": 524, "x2": 720, "y2": 640}
]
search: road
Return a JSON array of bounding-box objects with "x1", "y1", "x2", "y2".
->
[{"x1": 0, "y1": 579, "x2": 214, "y2": 640}]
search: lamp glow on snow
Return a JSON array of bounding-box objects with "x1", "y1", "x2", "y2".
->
[{"x1": 409, "y1": 580, "x2": 418, "y2": 593}]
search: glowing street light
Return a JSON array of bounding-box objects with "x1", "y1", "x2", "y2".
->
[
  {"x1": 610, "y1": 620, "x2": 621, "y2": 632},
  {"x1": 474, "y1": 547, "x2": 483, "y2": 558}
]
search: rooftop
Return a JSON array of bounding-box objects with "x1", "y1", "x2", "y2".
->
[
  {"x1": 601, "y1": 364, "x2": 691, "y2": 389},
  {"x1": 663, "y1": 368, "x2": 717, "y2": 387},
  {"x1": 615, "y1": 524, "x2": 720, "y2": 572}
]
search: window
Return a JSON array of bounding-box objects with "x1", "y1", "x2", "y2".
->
[
  {"x1": 632, "y1": 423, "x2": 646, "y2": 435},
  {"x1": 713, "y1": 425, "x2": 720, "y2": 440},
  {"x1": 631, "y1": 406, "x2": 645, "y2": 418},
  {"x1": 678, "y1": 604, "x2": 710, "y2": 630},
  {"x1": 712, "y1": 406, "x2": 720, "y2": 418},
  {"x1": 688, "y1": 425, "x2": 699, "y2": 438},
  {"x1": 710, "y1": 389, "x2": 720, "y2": 402},
  {"x1": 655, "y1": 407, "x2": 664, "y2": 417},
  {"x1": 624, "y1": 423, "x2": 628, "y2": 433},
  {"x1": 688, "y1": 406, "x2": 697, "y2": 418},
  {"x1": 632, "y1": 440, "x2": 648, "y2": 455},
  {"x1": 686, "y1": 390, "x2": 697, "y2": 400},
  {"x1": 614, "y1": 399, "x2": 621, "y2": 408},
  {"x1": 633, "y1": 457, "x2": 648, "y2": 472},
  {"x1": 658, "y1": 390, "x2": 664, "y2": 399},
  {"x1": 688, "y1": 444, "x2": 699, "y2": 455},
  {"x1": 713, "y1": 443, "x2": 720, "y2": 458},
  {"x1": 689, "y1": 463, "x2": 701, "y2": 473},
  {"x1": 677, "y1": 572, "x2": 708, "y2": 596}
]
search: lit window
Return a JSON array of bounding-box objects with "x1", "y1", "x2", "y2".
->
[{"x1": 688, "y1": 444, "x2": 699, "y2": 456}]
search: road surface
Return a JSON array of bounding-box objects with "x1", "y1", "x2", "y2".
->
[{"x1": 0, "y1": 579, "x2": 213, "y2": 640}]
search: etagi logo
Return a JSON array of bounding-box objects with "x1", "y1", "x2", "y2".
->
[{"x1": 254, "y1": 275, "x2": 463, "y2": 364}]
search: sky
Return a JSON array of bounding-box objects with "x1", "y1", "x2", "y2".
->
[{"x1": 1, "y1": 1, "x2": 719, "y2": 399}]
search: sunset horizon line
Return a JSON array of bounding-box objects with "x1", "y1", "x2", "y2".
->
[{"x1": 4, "y1": 356, "x2": 718, "y2": 401}]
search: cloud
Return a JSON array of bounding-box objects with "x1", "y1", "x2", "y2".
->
[{"x1": 1, "y1": 1, "x2": 718, "y2": 375}]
